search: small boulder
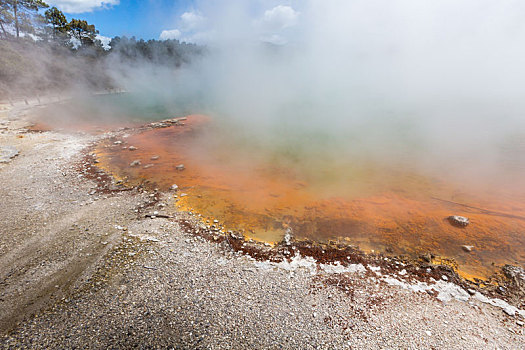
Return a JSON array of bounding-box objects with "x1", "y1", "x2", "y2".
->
[
  {"x1": 420, "y1": 253, "x2": 432, "y2": 263},
  {"x1": 129, "y1": 146, "x2": 137, "y2": 151},
  {"x1": 130, "y1": 160, "x2": 141, "y2": 167},
  {"x1": 170, "y1": 184, "x2": 179, "y2": 191},
  {"x1": 448, "y1": 215, "x2": 469, "y2": 227},
  {"x1": 151, "y1": 155, "x2": 160, "y2": 160},
  {"x1": 176, "y1": 164, "x2": 185, "y2": 171},
  {"x1": 461, "y1": 245, "x2": 474, "y2": 252}
]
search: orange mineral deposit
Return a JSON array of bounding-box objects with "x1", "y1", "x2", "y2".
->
[{"x1": 95, "y1": 115, "x2": 525, "y2": 280}]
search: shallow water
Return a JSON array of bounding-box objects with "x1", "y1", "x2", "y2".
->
[
  {"x1": 27, "y1": 93, "x2": 194, "y2": 131},
  {"x1": 95, "y1": 115, "x2": 525, "y2": 280}
]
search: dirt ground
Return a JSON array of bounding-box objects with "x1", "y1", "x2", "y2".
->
[{"x1": 0, "y1": 101, "x2": 523, "y2": 349}]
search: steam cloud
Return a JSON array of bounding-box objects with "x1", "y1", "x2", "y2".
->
[
  {"x1": 116, "y1": 0, "x2": 524, "y2": 194},
  {"x1": 36, "y1": 1, "x2": 525, "y2": 195}
]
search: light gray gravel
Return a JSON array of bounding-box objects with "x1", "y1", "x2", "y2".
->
[{"x1": 0, "y1": 103, "x2": 523, "y2": 349}]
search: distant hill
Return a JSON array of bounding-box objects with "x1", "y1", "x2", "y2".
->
[{"x1": 0, "y1": 37, "x2": 204, "y2": 100}]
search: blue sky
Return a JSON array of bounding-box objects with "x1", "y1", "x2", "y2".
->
[
  {"x1": 47, "y1": 1, "x2": 195, "y2": 40},
  {"x1": 46, "y1": 1, "x2": 302, "y2": 45}
]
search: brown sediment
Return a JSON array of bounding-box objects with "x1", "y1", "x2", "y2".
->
[{"x1": 92, "y1": 115, "x2": 525, "y2": 281}]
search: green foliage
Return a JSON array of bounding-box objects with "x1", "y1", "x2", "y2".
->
[
  {"x1": 68, "y1": 18, "x2": 98, "y2": 47},
  {"x1": 108, "y1": 36, "x2": 203, "y2": 67},
  {"x1": 44, "y1": 6, "x2": 67, "y2": 40}
]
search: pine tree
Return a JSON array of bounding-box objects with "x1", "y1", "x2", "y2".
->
[
  {"x1": 44, "y1": 6, "x2": 67, "y2": 41},
  {"x1": 0, "y1": 1, "x2": 14, "y2": 39},
  {"x1": 69, "y1": 18, "x2": 98, "y2": 47},
  {"x1": 1, "y1": 0, "x2": 48, "y2": 39}
]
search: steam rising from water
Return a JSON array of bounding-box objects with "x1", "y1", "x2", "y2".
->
[
  {"x1": 71, "y1": 1, "x2": 525, "y2": 278},
  {"x1": 106, "y1": 0, "x2": 525, "y2": 195}
]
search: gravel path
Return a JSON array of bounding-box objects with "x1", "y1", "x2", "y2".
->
[{"x1": 0, "y1": 103, "x2": 523, "y2": 349}]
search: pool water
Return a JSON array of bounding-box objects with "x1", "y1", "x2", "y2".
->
[{"x1": 95, "y1": 115, "x2": 525, "y2": 280}]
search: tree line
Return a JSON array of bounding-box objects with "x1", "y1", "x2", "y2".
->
[{"x1": 0, "y1": 1, "x2": 202, "y2": 60}]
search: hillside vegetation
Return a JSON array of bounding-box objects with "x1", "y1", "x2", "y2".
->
[{"x1": 0, "y1": 2, "x2": 203, "y2": 100}]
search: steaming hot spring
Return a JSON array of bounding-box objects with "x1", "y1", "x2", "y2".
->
[{"x1": 31, "y1": 94, "x2": 525, "y2": 280}]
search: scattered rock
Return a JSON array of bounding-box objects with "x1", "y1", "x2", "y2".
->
[
  {"x1": 145, "y1": 213, "x2": 171, "y2": 219},
  {"x1": 0, "y1": 145, "x2": 19, "y2": 163},
  {"x1": 130, "y1": 160, "x2": 141, "y2": 167},
  {"x1": 502, "y1": 264, "x2": 525, "y2": 293},
  {"x1": 503, "y1": 265, "x2": 525, "y2": 282},
  {"x1": 282, "y1": 229, "x2": 293, "y2": 246},
  {"x1": 143, "y1": 164, "x2": 154, "y2": 169},
  {"x1": 461, "y1": 245, "x2": 474, "y2": 252},
  {"x1": 113, "y1": 140, "x2": 122, "y2": 145},
  {"x1": 176, "y1": 164, "x2": 185, "y2": 171},
  {"x1": 448, "y1": 215, "x2": 469, "y2": 227},
  {"x1": 151, "y1": 155, "x2": 160, "y2": 160},
  {"x1": 420, "y1": 253, "x2": 432, "y2": 263},
  {"x1": 129, "y1": 146, "x2": 137, "y2": 151},
  {"x1": 170, "y1": 184, "x2": 179, "y2": 191}
]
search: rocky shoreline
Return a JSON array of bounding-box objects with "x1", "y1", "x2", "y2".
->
[{"x1": 0, "y1": 101, "x2": 524, "y2": 348}]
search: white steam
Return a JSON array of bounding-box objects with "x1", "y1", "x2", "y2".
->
[{"x1": 117, "y1": 0, "x2": 525, "y2": 193}]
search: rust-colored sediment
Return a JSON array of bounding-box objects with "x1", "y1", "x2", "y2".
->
[{"x1": 94, "y1": 115, "x2": 525, "y2": 280}]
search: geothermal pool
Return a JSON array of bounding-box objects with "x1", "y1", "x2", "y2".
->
[{"x1": 94, "y1": 114, "x2": 525, "y2": 280}]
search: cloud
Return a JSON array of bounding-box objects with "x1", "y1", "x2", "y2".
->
[
  {"x1": 180, "y1": 11, "x2": 206, "y2": 31},
  {"x1": 253, "y1": 4, "x2": 300, "y2": 44},
  {"x1": 159, "y1": 29, "x2": 181, "y2": 41},
  {"x1": 161, "y1": 6, "x2": 300, "y2": 45},
  {"x1": 159, "y1": 11, "x2": 208, "y2": 44},
  {"x1": 260, "y1": 5, "x2": 299, "y2": 31},
  {"x1": 47, "y1": 0, "x2": 119, "y2": 13}
]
